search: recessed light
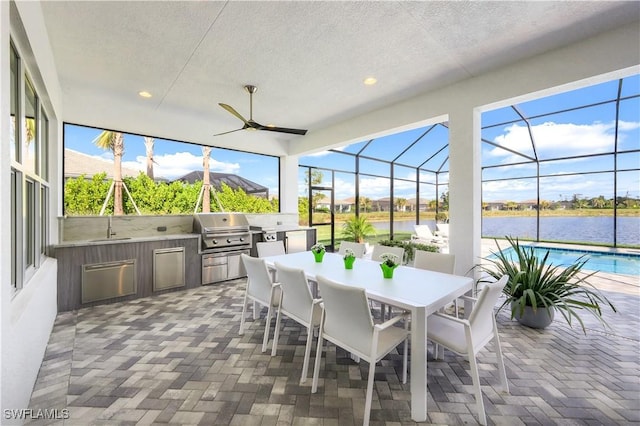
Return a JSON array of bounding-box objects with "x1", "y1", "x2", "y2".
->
[
  {"x1": 363, "y1": 77, "x2": 377, "y2": 86},
  {"x1": 138, "y1": 91, "x2": 152, "y2": 98}
]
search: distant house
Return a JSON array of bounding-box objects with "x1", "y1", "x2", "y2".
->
[
  {"x1": 174, "y1": 171, "x2": 269, "y2": 198},
  {"x1": 64, "y1": 148, "x2": 141, "y2": 181},
  {"x1": 407, "y1": 197, "x2": 429, "y2": 212},
  {"x1": 484, "y1": 201, "x2": 505, "y2": 211}
]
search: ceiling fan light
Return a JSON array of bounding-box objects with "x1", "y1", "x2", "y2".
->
[
  {"x1": 363, "y1": 77, "x2": 377, "y2": 86},
  {"x1": 138, "y1": 90, "x2": 152, "y2": 98}
]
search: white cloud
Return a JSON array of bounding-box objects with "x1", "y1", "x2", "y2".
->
[
  {"x1": 122, "y1": 151, "x2": 240, "y2": 180},
  {"x1": 488, "y1": 120, "x2": 639, "y2": 164}
]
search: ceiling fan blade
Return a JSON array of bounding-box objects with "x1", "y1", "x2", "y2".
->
[
  {"x1": 219, "y1": 103, "x2": 248, "y2": 124},
  {"x1": 213, "y1": 127, "x2": 245, "y2": 136},
  {"x1": 259, "y1": 125, "x2": 308, "y2": 135}
]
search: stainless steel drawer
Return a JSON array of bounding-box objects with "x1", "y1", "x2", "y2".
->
[
  {"x1": 153, "y1": 247, "x2": 185, "y2": 291},
  {"x1": 82, "y1": 259, "x2": 136, "y2": 303}
]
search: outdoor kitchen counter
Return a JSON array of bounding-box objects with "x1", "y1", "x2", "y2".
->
[
  {"x1": 53, "y1": 234, "x2": 201, "y2": 311},
  {"x1": 54, "y1": 233, "x2": 199, "y2": 248}
]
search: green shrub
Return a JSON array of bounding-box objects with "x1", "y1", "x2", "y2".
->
[{"x1": 378, "y1": 239, "x2": 438, "y2": 263}]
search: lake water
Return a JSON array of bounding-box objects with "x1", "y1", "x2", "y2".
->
[{"x1": 377, "y1": 216, "x2": 640, "y2": 247}]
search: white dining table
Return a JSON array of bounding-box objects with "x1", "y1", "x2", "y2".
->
[{"x1": 262, "y1": 250, "x2": 473, "y2": 422}]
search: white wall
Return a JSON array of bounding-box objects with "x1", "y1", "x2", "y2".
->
[{"x1": 1, "y1": 1, "x2": 62, "y2": 419}]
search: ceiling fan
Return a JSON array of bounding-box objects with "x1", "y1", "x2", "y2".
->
[{"x1": 214, "y1": 85, "x2": 308, "y2": 136}]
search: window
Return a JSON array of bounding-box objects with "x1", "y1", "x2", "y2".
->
[
  {"x1": 24, "y1": 77, "x2": 38, "y2": 174},
  {"x1": 10, "y1": 43, "x2": 19, "y2": 161},
  {"x1": 8, "y1": 38, "x2": 51, "y2": 290},
  {"x1": 63, "y1": 124, "x2": 280, "y2": 215},
  {"x1": 25, "y1": 179, "x2": 36, "y2": 271}
]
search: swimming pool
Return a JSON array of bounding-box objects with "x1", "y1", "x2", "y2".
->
[{"x1": 493, "y1": 246, "x2": 640, "y2": 276}]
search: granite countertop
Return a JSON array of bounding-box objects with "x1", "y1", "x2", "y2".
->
[{"x1": 54, "y1": 233, "x2": 200, "y2": 248}]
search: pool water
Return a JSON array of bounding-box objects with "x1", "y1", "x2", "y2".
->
[{"x1": 493, "y1": 246, "x2": 640, "y2": 276}]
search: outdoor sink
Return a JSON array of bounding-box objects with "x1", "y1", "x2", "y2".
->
[{"x1": 88, "y1": 237, "x2": 132, "y2": 242}]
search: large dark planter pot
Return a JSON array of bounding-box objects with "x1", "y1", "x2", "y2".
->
[{"x1": 511, "y1": 302, "x2": 555, "y2": 329}]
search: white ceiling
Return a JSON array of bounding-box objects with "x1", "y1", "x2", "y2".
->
[{"x1": 40, "y1": 1, "x2": 640, "y2": 156}]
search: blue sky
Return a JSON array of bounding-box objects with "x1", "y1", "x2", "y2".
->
[{"x1": 65, "y1": 75, "x2": 639, "y2": 202}]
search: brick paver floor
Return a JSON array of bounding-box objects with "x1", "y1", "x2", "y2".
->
[{"x1": 28, "y1": 271, "x2": 639, "y2": 425}]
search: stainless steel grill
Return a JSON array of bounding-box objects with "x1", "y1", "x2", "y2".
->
[
  {"x1": 193, "y1": 213, "x2": 252, "y2": 253},
  {"x1": 193, "y1": 213, "x2": 252, "y2": 285}
]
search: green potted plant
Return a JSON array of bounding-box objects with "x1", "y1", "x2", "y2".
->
[
  {"x1": 478, "y1": 236, "x2": 617, "y2": 333},
  {"x1": 311, "y1": 242, "x2": 326, "y2": 262},
  {"x1": 379, "y1": 253, "x2": 400, "y2": 278},
  {"x1": 343, "y1": 248, "x2": 356, "y2": 269},
  {"x1": 342, "y1": 215, "x2": 375, "y2": 243}
]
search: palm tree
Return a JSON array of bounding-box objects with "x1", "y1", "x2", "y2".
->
[
  {"x1": 539, "y1": 200, "x2": 551, "y2": 210},
  {"x1": 395, "y1": 197, "x2": 407, "y2": 212},
  {"x1": 591, "y1": 195, "x2": 606, "y2": 209},
  {"x1": 202, "y1": 146, "x2": 211, "y2": 213},
  {"x1": 144, "y1": 137, "x2": 154, "y2": 180},
  {"x1": 342, "y1": 215, "x2": 376, "y2": 243},
  {"x1": 93, "y1": 131, "x2": 125, "y2": 215},
  {"x1": 359, "y1": 196, "x2": 372, "y2": 213}
]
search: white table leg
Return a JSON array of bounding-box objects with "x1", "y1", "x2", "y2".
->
[{"x1": 411, "y1": 306, "x2": 427, "y2": 422}]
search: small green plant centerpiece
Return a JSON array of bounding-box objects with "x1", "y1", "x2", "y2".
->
[
  {"x1": 342, "y1": 215, "x2": 376, "y2": 243},
  {"x1": 379, "y1": 253, "x2": 400, "y2": 278},
  {"x1": 343, "y1": 248, "x2": 356, "y2": 269},
  {"x1": 311, "y1": 243, "x2": 326, "y2": 263},
  {"x1": 478, "y1": 236, "x2": 617, "y2": 333}
]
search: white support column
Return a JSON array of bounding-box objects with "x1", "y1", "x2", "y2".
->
[
  {"x1": 279, "y1": 154, "x2": 299, "y2": 214},
  {"x1": 447, "y1": 106, "x2": 483, "y2": 277}
]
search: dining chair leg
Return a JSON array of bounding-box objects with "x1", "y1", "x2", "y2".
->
[
  {"x1": 468, "y1": 348, "x2": 487, "y2": 426},
  {"x1": 239, "y1": 293, "x2": 249, "y2": 335},
  {"x1": 493, "y1": 320, "x2": 509, "y2": 393},
  {"x1": 271, "y1": 303, "x2": 283, "y2": 356},
  {"x1": 262, "y1": 304, "x2": 274, "y2": 353},
  {"x1": 300, "y1": 325, "x2": 314, "y2": 383},
  {"x1": 311, "y1": 327, "x2": 324, "y2": 393},
  {"x1": 253, "y1": 301, "x2": 258, "y2": 320},
  {"x1": 363, "y1": 360, "x2": 376, "y2": 426}
]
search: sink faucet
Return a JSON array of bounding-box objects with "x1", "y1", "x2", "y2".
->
[{"x1": 107, "y1": 216, "x2": 116, "y2": 238}]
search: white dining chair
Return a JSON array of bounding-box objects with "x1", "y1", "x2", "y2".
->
[
  {"x1": 370, "y1": 244, "x2": 405, "y2": 264},
  {"x1": 337, "y1": 241, "x2": 366, "y2": 258},
  {"x1": 427, "y1": 275, "x2": 510, "y2": 426},
  {"x1": 256, "y1": 240, "x2": 286, "y2": 257},
  {"x1": 256, "y1": 240, "x2": 286, "y2": 282},
  {"x1": 272, "y1": 262, "x2": 323, "y2": 384},
  {"x1": 414, "y1": 250, "x2": 458, "y2": 312},
  {"x1": 312, "y1": 275, "x2": 409, "y2": 426},
  {"x1": 370, "y1": 245, "x2": 405, "y2": 319},
  {"x1": 239, "y1": 254, "x2": 281, "y2": 353}
]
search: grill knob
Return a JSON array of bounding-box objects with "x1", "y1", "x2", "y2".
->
[
  {"x1": 240, "y1": 238, "x2": 244, "y2": 242},
  {"x1": 212, "y1": 240, "x2": 218, "y2": 245},
  {"x1": 227, "y1": 238, "x2": 231, "y2": 243}
]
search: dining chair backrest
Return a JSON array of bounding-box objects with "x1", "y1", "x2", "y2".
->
[
  {"x1": 468, "y1": 275, "x2": 508, "y2": 351},
  {"x1": 414, "y1": 250, "x2": 455, "y2": 274},
  {"x1": 316, "y1": 275, "x2": 374, "y2": 356},
  {"x1": 256, "y1": 241, "x2": 286, "y2": 257},
  {"x1": 413, "y1": 224, "x2": 436, "y2": 239},
  {"x1": 337, "y1": 241, "x2": 366, "y2": 258},
  {"x1": 275, "y1": 262, "x2": 315, "y2": 323},
  {"x1": 371, "y1": 245, "x2": 405, "y2": 264},
  {"x1": 241, "y1": 254, "x2": 275, "y2": 303}
]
